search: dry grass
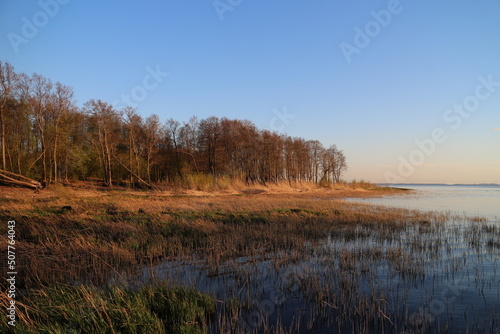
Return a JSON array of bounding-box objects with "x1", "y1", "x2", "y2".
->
[
  {"x1": 0, "y1": 179, "x2": 405, "y2": 202},
  {"x1": 2, "y1": 183, "x2": 496, "y2": 332},
  {"x1": 0, "y1": 183, "x2": 412, "y2": 288}
]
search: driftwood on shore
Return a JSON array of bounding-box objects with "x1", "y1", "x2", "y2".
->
[
  {"x1": 0, "y1": 169, "x2": 42, "y2": 189},
  {"x1": 111, "y1": 156, "x2": 159, "y2": 191}
]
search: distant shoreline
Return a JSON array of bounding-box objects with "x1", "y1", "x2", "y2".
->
[{"x1": 377, "y1": 183, "x2": 500, "y2": 187}]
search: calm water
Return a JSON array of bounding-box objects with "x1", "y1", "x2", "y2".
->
[
  {"x1": 348, "y1": 184, "x2": 500, "y2": 221},
  {"x1": 118, "y1": 185, "x2": 500, "y2": 333}
]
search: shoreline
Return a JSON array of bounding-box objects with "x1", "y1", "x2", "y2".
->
[{"x1": 0, "y1": 181, "x2": 410, "y2": 201}]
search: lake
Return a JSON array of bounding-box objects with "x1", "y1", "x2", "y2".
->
[{"x1": 348, "y1": 184, "x2": 500, "y2": 221}]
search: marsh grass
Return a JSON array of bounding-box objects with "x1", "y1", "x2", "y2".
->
[
  {"x1": 0, "y1": 187, "x2": 498, "y2": 333},
  {"x1": 0, "y1": 284, "x2": 214, "y2": 334},
  {"x1": 1, "y1": 192, "x2": 429, "y2": 288}
]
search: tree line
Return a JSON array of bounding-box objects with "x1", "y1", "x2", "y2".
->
[{"x1": 0, "y1": 61, "x2": 347, "y2": 188}]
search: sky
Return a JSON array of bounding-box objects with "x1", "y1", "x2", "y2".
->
[{"x1": 1, "y1": 0, "x2": 499, "y2": 184}]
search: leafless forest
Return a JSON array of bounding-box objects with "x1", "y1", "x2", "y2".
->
[{"x1": 0, "y1": 61, "x2": 347, "y2": 189}]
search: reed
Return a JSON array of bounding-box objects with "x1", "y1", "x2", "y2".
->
[
  {"x1": 0, "y1": 284, "x2": 214, "y2": 334},
  {"x1": 0, "y1": 186, "x2": 497, "y2": 333}
]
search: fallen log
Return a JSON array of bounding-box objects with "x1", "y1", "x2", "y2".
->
[
  {"x1": 111, "y1": 156, "x2": 159, "y2": 191},
  {"x1": 0, "y1": 170, "x2": 42, "y2": 189}
]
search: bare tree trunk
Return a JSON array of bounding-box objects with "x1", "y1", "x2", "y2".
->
[
  {"x1": 129, "y1": 135, "x2": 134, "y2": 184},
  {"x1": 147, "y1": 152, "x2": 151, "y2": 183},
  {"x1": 103, "y1": 129, "x2": 112, "y2": 187},
  {"x1": 17, "y1": 155, "x2": 21, "y2": 175},
  {"x1": 53, "y1": 121, "x2": 58, "y2": 183},
  {"x1": 100, "y1": 142, "x2": 107, "y2": 185},
  {"x1": 65, "y1": 150, "x2": 69, "y2": 182},
  {"x1": 40, "y1": 130, "x2": 47, "y2": 185},
  {"x1": 0, "y1": 111, "x2": 5, "y2": 171}
]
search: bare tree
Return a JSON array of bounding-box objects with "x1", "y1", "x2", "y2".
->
[
  {"x1": 331, "y1": 145, "x2": 347, "y2": 183},
  {"x1": 50, "y1": 82, "x2": 74, "y2": 183},
  {"x1": 0, "y1": 61, "x2": 17, "y2": 171},
  {"x1": 19, "y1": 73, "x2": 53, "y2": 185},
  {"x1": 123, "y1": 107, "x2": 143, "y2": 184},
  {"x1": 85, "y1": 100, "x2": 120, "y2": 187},
  {"x1": 0, "y1": 63, "x2": 351, "y2": 188},
  {"x1": 307, "y1": 140, "x2": 324, "y2": 184},
  {"x1": 198, "y1": 116, "x2": 222, "y2": 175},
  {"x1": 144, "y1": 114, "x2": 161, "y2": 183},
  {"x1": 165, "y1": 118, "x2": 182, "y2": 178},
  {"x1": 178, "y1": 116, "x2": 199, "y2": 174},
  {"x1": 320, "y1": 145, "x2": 347, "y2": 184}
]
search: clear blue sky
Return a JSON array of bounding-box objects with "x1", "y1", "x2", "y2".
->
[{"x1": 1, "y1": 0, "x2": 499, "y2": 183}]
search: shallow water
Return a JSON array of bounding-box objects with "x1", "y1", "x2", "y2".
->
[
  {"x1": 114, "y1": 185, "x2": 500, "y2": 333},
  {"x1": 347, "y1": 184, "x2": 500, "y2": 221},
  {"x1": 125, "y1": 222, "x2": 499, "y2": 333}
]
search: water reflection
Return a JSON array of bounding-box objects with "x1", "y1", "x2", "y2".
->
[
  {"x1": 347, "y1": 184, "x2": 500, "y2": 221},
  {"x1": 113, "y1": 212, "x2": 500, "y2": 333}
]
